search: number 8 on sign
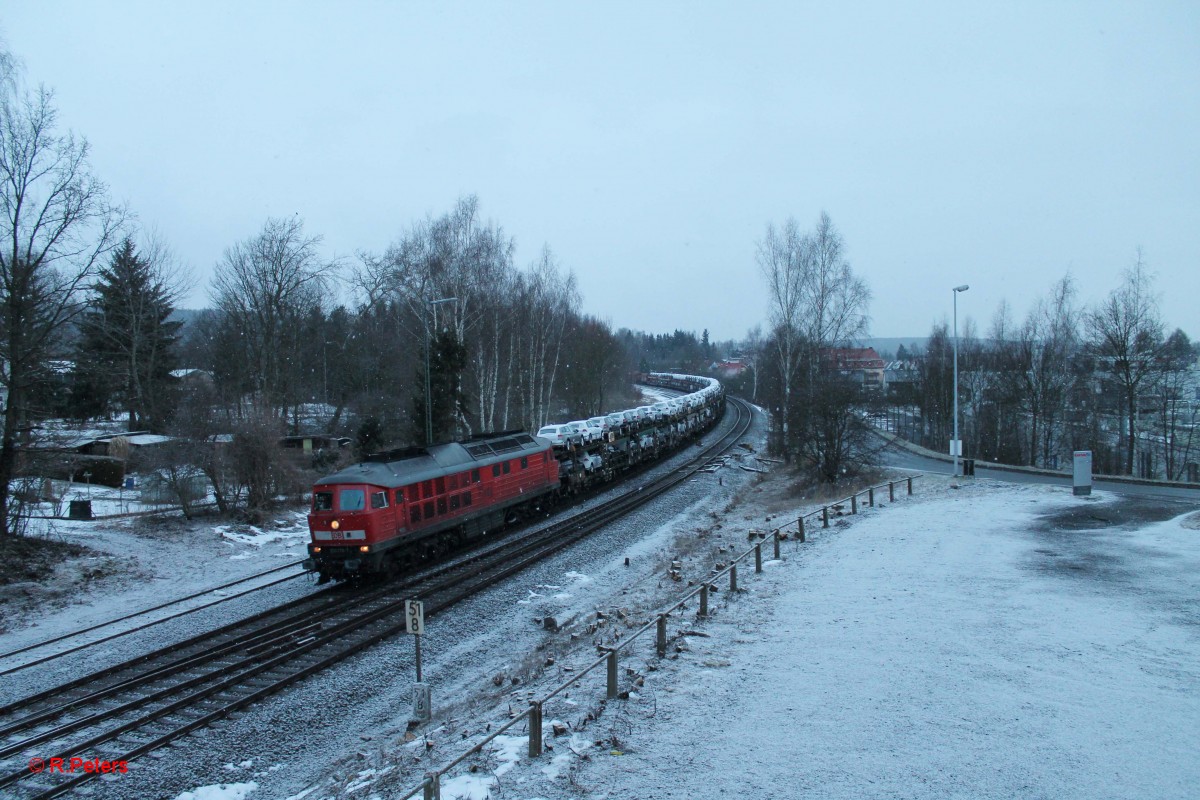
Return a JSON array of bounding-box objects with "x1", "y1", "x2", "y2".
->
[{"x1": 405, "y1": 600, "x2": 424, "y2": 635}]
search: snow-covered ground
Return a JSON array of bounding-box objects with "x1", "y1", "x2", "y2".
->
[
  {"x1": 10, "y1": 404, "x2": 1197, "y2": 800},
  {"x1": 0, "y1": 507, "x2": 317, "y2": 691},
  {"x1": 553, "y1": 482, "x2": 1200, "y2": 800},
  {"x1": 302, "y1": 478, "x2": 1198, "y2": 800}
]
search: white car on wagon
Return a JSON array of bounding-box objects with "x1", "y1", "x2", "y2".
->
[{"x1": 536, "y1": 424, "x2": 578, "y2": 447}]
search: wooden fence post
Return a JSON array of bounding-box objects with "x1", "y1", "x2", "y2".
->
[
  {"x1": 822, "y1": 507, "x2": 829, "y2": 528},
  {"x1": 607, "y1": 649, "x2": 618, "y2": 699},
  {"x1": 851, "y1": 494, "x2": 857, "y2": 514},
  {"x1": 907, "y1": 477, "x2": 913, "y2": 495},
  {"x1": 730, "y1": 563, "x2": 738, "y2": 592},
  {"x1": 423, "y1": 772, "x2": 440, "y2": 800},
  {"x1": 755, "y1": 542, "x2": 763, "y2": 573},
  {"x1": 869, "y1": 487, "x2": 874, "y2": 507},
  {"x1": 656, "y1": 614, "x2": 667, "y2": 657},
  {"x1": 528, "y1": 701, "x2": 542, "y2": 757},
  {"x1": 889, "y1": 481, "x2": 895, "y2": 502},
  {"x1": 798, "y1": 516, "x2": 806, "y2": 542},
  {"x1": 773, "y1": 532, "x2": 781, "y2": 560}
]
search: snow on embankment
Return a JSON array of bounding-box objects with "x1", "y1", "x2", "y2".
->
[{"x1": 563, "y1": 481, "x2": 1200, "y2": 799}]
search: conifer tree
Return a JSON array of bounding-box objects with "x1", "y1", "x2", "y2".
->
[{"x1": 73, "y1": 237, "x2": 182, "y2": 430}]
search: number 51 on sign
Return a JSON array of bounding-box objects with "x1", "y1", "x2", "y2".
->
[{"x1": 405, "y1": 600, "x2": 424, "y2": 635}]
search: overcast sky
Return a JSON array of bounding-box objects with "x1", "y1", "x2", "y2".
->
[{"x1": 3, "y1": 2, "x2": 1197, "y2": 341}]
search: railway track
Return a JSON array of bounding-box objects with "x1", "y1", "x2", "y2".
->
[
  {"x1": 1, "y1": 397, "x2": 752, "y2": 798},
  {"x1": 0, "y1": 561, "x2": 308, "y2": 677}
]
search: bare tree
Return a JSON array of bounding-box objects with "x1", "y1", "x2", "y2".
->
[
  {"x1": 513, "y1": 248, "x2": 578, "y2": 430},
  {"x1": 800, "y1": 212, "x2": 871, "y2": 348},
  {"x1": 757, "y1": 218, "x2": 805, "y2": 458},
  {"x1": 1015, "y1": 274, "x2": 1080, "y2": 467},
  {"x1": 365, "y1": 195, "x2": 518, "y2": 440},
  {"x1": 210, "y1": 217, "x2": 335, "y2": 418},
  {"x1": 1154, "y1": 329, "x2": 1197, "y2": 480},
  {"x1": 1086, "y1": 252, "x2": 1163, "y2": 475},
  {"x1": 759, "y1": 212, "x2": 871, "y2": 477},
  {"x1": 559, "y1": 315, "x2": 630, "y2": 417},
  {"x1": 0, "y1": 75, "x2": 124, "y2": 535}
]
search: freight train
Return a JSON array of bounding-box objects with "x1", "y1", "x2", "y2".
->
[{"x1": 303, "y1": 374, "x2": 723, "y2": 582}]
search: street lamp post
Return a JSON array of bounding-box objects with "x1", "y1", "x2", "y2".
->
[
  {"x1": 952, "y1": 284, "x2": 969, "y2": 478},
  {"x1": 423, "y1": 297, "x2": 458, "y2": 446}
]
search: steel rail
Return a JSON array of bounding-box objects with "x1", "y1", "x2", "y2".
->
[
  {"x1": 0, "y1": 560, "x2": 306, "y2": 664},
  {"x1": 7, "y1": 399, "x2": 748, "y2": 799},
  {"x1": 0, "y1": 569, "x2": 308, "y2": 677}
]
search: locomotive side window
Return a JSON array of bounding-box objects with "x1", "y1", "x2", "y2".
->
[
  {"x1": 502, "y1": 461, "x2": 511, "y2": 474},
  {"x1": 395, "y1": 489, "x2": 404, "y2": 504},
  {"x1": 472, "y1": 469, "x2": 480, "y2": 482},
  {"x1": 370, "y1": 491, "x2": 387, "y2": 509},
  {"x1": 339, "y1": 489, "x2": 365, "y2": 511},
  {"x1": 492, "y1": 465, "x2": 500, "y2": 477},
  {"x1": 463, "y1": 491, "x2": 473, "y2": 506},
  {"x1": 449, "y1": 474, "x2": 458, "y2": 490},
  {"x1": 314, "y1": 492, "x2": 333, "y2": 511},
  {"x1": 410, "y1": 506, "x2": 421, "y2": 523},
  {"x1": 424, "y1": 501, "x2": 434, "y2": 518},
  {"x1": 437, "y1": 498, "x2": 447, "y2": 515},
  {"x1": 520, "y1": 456, "x2": 528, "y2": 469},
  {"x1": 450, "y1": 494, "x2": 460, "y2": 511},
  {"x1": 435, "y1": 477, "x2": 446, "y2": 494},
  {"x1": 422, "y1": 480, "x2": 433, "y2": 499}
]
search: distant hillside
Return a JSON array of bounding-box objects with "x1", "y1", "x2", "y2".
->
[{"x1": 168, "y1": 308, "x2": 207, "y2": 328}]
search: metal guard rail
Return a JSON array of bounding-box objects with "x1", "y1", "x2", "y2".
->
[{"x1": 400, "y1": 474, "x2": 922, "y2": 799}]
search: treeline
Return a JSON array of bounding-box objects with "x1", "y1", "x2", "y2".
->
[
  {"x1": 899, "y1": 262, "x2": 1197, "y2": 480},
  {"x1": 0, "y1": 60, "x2": 665, "y2": 533},
  {"x1": 755, "y1": 212, "x2": 873, "y2": 482},
  {"x1": 163, "y1": 198, "x2": 634, "y2": 447}
]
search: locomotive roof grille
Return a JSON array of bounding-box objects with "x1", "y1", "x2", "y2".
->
[
  {"x1": 315, "y1": 430, "x2": 549, "y2": 489},
  {"x1": 364, "y1": 446, "x2": 428, "y2": 463}
]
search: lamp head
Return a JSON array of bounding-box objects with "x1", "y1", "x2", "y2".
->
[{"x1": 953, "y1": 285, "x2": 969, "y2": 292}]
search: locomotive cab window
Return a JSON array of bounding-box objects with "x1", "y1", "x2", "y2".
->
[
  {"x1": 370, "y1": 491, "x2": 387, "y2": 509},
  {"x1": 492, "y1": 464, "x2": 500, "y2": 477},
  {"x1": 339, "y1": 489, "x2": 365, "y2": 511},
  {"x1": 450, "y1": 494, "x2": 460, "y2": 511},
  {"x1": 314, "y1": 491, "x2": 333, "y2": 511},
  {"x1": 472, "y1": 469, "x2": 480, "y2": 483},
  {"x1": 502, "y1": 461, "x2": 511, "y2": 474},
  {"x1": 410, "y1": 506, "x2": 421, "y2": 523},
  {"x1": 520, "y1": 456, "x2": 528, "y2": 469}
]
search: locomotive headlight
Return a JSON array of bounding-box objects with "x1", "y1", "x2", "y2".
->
[
  {"x1": 359, "y1": 545, "x2": 369, "y2": 553},
  {"x1": 331, "y1": 520, "x2": 340, "y2": 530},
  {"x1": 312, "y1": 546, "x2": 322, "y2": 553}
]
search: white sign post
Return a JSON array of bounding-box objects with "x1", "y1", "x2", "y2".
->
[
  {"x1": 405, "y1": 600, "x2": 430, "y2": 722},
  {"x1": 406, "y1": 599, "x2": 425, "y2": 637}
]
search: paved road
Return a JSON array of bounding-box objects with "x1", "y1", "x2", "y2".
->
[{"x1": 876, "y1": 437, "x2": 1200, "y2": 506}]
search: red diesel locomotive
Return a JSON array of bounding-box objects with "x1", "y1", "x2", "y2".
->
[{"x1": 304, "y1": 431, "x2": 558, "y2": 581}]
